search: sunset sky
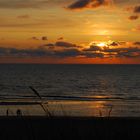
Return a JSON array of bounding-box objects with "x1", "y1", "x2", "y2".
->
[{"x1": 0, "y1": 0, "x2": 140, "y2": 64}]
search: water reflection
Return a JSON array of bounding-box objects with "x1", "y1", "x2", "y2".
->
[{"x1": 0, "y1": 100, "x2": 139, "y2": 117}]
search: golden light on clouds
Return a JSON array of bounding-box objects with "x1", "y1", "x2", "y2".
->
[
  {"x1": 97, "y1": 42, "x2": 107, "y2": 47},
  {"x1": 0, "y1": 0, "x2": 139, "y2": 63}
]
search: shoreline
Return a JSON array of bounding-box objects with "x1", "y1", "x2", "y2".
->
[{"x1": 0, "y1": 116, "x2": 139, "y2": 139}]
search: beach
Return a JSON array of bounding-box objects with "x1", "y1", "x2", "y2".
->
[
  {"x1": 0, "y1": 64, "x2": 140, "y2": 139},
  {"x1": 0, "y1": 116, "x2": 139, "y2": 140},
  {"x1": 0, "y1": 100, "x2": 139, "y2": 117}
]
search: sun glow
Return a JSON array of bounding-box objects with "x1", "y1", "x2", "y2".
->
[{"x1": 97, "y1": 42, "x2": 107, "y2": 47}]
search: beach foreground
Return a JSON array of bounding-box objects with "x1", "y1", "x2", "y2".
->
[{"x1": 0, "y1": 117, "x2": 139, "y2": 140}]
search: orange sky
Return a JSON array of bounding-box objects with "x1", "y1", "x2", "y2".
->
[
  {"x1": 0, "y1": 0, "x2": 140, "y2": 64},
  {"x1": 0, "y1": 57, "x2": 140, "y2": 64}
]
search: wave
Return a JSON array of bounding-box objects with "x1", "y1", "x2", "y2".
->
[{"x1": 26, "y1": 95, "x2": 140, "y2": 101}]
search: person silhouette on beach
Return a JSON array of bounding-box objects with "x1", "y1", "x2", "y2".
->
[{"x1": 16, "y1": 109, "x2": 22, "y2": 116}]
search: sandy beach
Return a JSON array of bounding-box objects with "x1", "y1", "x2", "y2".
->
[{"x1": 0, "y1": 116, "x2": 139, "y2": 140}]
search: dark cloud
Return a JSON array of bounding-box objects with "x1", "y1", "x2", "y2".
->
[
  {"x1": 0, "y1": 41, "x2": 82, "y2": 58},
  {"x1": 54, "y1": 49, "x2": 81, "y2": 57},
  {"x1": 134, "y1": 42, "x2": 140, "y2": 45},
  {"x1": 1, "y1": 41, "x2": 140, "y2": 59},
  {"x1": 45, "y1": 43, "x2": 55, "y2": 47},
  {"x1": 104, "y1": 47, "x2": 140, "y2": 53},
  {"x1": 0, "y1": 47, "x2": 50, "y2": 57},
  {"x1": 84, "y1": 45, "x2": 102, "y2": 51},
  {"x1": 67, "y1": 0, "x2": 111, "y2": 10},
  {"x1": 42, "y1": 36, "x2": 48, "y2": 41},
  {"x1": 109, "y1": 42, "x2": 119, "y2": 46},
  {"x1": 0, "y1": 46, "x2": 81, "y2": 58},
  {"x1": 84, "y1": 52, "x2": 104, "y2": 58},
  {"x1": 127, "y1": 5, "x2": 140, "y2": 20},
  {"x1": 134, "y1": 5, "x2": 140, "y2": 13},
  {"x1": 103, "y1": 47, "x2": 140, "y2": 58},
  {"x1": 55, "y1": 41, "x2": 80, "y2": 48},
  {"x1": 0, "y1": 47, "x2": 8, "y2": 55},
  {"x1": 39, "y1": 44, "x2": 55, "y2": 50},
  {"x1": 117, "y1": 52, "x2": 140, "y2": 58},
  {"x1": 129, "y1": 15, "x2": 139, "y2": 20},
  {"x1": 67, "y1": 0, "x2": 92, "y2": 10}
]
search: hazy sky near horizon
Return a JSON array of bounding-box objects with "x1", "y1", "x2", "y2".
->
[{"x1": 0, "y1": 0, "x2": 140, "y2": 64}]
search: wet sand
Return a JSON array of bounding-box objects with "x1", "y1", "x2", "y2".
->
[
  {"x1": 1, "y1": 100, "x2": 140, "y2": 117},
  {"x1": 0, "y1": 116, "x2": 139, "y2": 140}
]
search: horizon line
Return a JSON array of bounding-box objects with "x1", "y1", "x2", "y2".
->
[{"x1": 0, "y1": 63, "x2": 140, "y2": 65}]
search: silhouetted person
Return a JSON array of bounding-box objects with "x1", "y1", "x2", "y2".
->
[{"x1": 16, "y1": 109, "x2": 22, "y2": 116}]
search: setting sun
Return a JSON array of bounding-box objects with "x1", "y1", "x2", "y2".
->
[{"x1": 97, "y1": 42, "x2": 107, "y2": 47}]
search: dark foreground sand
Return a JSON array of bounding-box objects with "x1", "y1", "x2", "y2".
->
[{"x1": 0, "y1": 117, "x2": 140, "y2": 140}]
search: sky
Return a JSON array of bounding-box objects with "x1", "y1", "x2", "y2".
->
[{"x1": 0, "y1": 0, "x2": 140, "y2": 64}]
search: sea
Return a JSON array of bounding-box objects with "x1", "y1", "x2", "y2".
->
[{"x1": 0, "y1": 64, "x2": 140, "y2": 117}]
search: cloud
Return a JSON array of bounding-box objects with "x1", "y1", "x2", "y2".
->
[
  {"x1": 134, "y1": 5, "x2": 140, "y2": 13},
  {"x1": 0, "y1": 46, "x2": 81, "y2": 58},
  {"x1": 83, "y1": 52, "x2": 104, "y2": 58},
  {"x1": 0, "y1": 41, "x2": 82, "y2": 58},
  {"x1": 127, "y1": 5, "x2": 140, "y2": 20},
  {"x1": 117, "y1": 51, "x2": 140, "y2": 58},
  {"x1": 129, "y1": 15, "x2": 139, "y2": 20},
  {"x1": 82, "y1": 41, "x2": 140, "y2": 58},
  {"x1": 134, "y1": 42, "x2": 140, "y2": 45},
  {"x1": 103, "y1": 47, "x2": 140, "y2": 58},
  {"x1": 0, "y1": 47, "x2": 8, "y2": 55},
  {"x1": 42, "y1": 36, "x2": 48, "y2": 41},
  {"x1": 17, "y1": 15, "x2": 30, "y2": 19},
  {"x1": 84, "y1": 45, "x2": 102, "y2": 51},
  {"x1": 0, "y1": 47, "x2": 49, "y2": 57},
  {"x1": 67, "y1": 0, "x2": 113, "y2": 10},
  {"x1": 67, "y1": 0, "x2": 92, "y2": 10},
  {"x1": 109, "y1": 42, "x2": 119, "y2": 46},
  {"x1": 31, "y1": 37, "x2": 39, "y2": 40},
  {"x1": 55, "y1": 41, "x2": 80, "y2": 48},
  {"x1": 0, "y1": 41, "x2": 140, "y2": 59},
  {"x1": 54, "y1": 49, "x2": 81, "y2": 57},
  {"x1": 104, "y1": 47, "x2": 140, "y2": 53},
  {"x1": 45, "y1": 43, "x2": 55, "y2": 47},
  {"x1": 30, "y1": 36, "x2": 48, "y2": 41}
]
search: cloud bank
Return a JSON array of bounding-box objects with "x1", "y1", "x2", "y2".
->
[{"x1": 0, "y1": 41, "x2": 140, "y2": 59}]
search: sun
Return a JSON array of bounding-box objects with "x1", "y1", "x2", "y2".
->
[{"x1": 97, "y1": 42, "x2": 107, "y2": 47}]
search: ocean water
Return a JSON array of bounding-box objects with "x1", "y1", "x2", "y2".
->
[{"x1": 0, "y1": 64, "x2": 140, "y2": 117}]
